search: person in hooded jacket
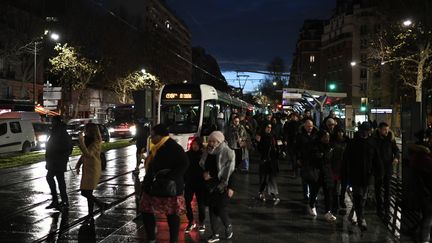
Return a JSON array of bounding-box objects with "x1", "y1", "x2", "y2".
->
[
  {"x1": 184, "y1": 137, "x2": 207, "y2": 233},
  {"x1": 45, "y1": 116, "x2": 73, "y2": 210},
  {"x1": 372, "y1": 122, "x2": 400, "y2": 217},
  {"x1": 343, "y1": 122, "x2": 382, "y2": 231},
  {"x1": 307, "y1": 130, "x2": 337, "y2": 222}
]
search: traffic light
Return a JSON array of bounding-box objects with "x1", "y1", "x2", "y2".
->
[
  {"x1": 360, "y1": 97, "x2": 368, "y2": 112},
  {"x1": 328, "y1": 82, "x2": 336, "y2": 91}
]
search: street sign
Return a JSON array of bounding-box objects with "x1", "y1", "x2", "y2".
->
[
  {"x1": 283, "y1": 92, "x2": 302, "y2": 99},
  {"x1": 43, "y1": 87, "x2": 62, "y2": 100},
  {"x1": 43, "y1": 100, "x2": 58, "y2": 110}
]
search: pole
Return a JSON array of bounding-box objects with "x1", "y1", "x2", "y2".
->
[{"x1": 33, "y1": 42, "x2": 37, "y2": 104}]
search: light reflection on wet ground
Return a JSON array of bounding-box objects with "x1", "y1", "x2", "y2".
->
[{"x1": 0, "y1": 145, "x2": 403, "y2": 243}]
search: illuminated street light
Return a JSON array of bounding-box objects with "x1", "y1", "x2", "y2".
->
[
  {"x1": 141, "y1": 69, "x2": 146, "y2": 74},
  {"x1": 50, "y1": 32, "x2": 60, "y2": 41},
  {"x1": 183, "y1": 80, "x2": 188, "y2": 83},
  {"x1": 272, "y1": 81, "x2": 277, "y2": 86},
  {"x1": 350, "y1": 61, "x2": 357, "y2": 67},
  {"x1": 313, "y1": 73, "x2": 317, "y2": 77},
  {"x1": 403, "y1": 19, "x2": 413, "y2": 27}
]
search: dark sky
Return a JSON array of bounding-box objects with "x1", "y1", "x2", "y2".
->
[{"x1": 165, "y1": 0, "x2": 336, "y2": 72}]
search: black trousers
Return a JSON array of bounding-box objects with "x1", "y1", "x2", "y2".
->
[
  {"x1": 375, "y1": 172, "x2": 391, "y2": 214},
  {"x1": 142, "y1": 212, "x2": 180, "y2": 243},
  {"x1": 46, "y1": 170, "x2": 68, "y2": 203},
  {"x1": 184, "y1": 184, "x2": 206, "y2": 225},
  {"x1": 309, "y1": 176, "x2": 333, "y2": 212},
  {"x1": 81, "y1": 190, "x2": 103, "y2": 217},
  {"x1": 352, "y1": 185, "x2": 369, "y2": 221},
  {"x1": 209, "y1": 202, "x2": 231, "y2": 235},
  {"x1": 234, "y1": 148, "x2": 242, "y2": 168}
]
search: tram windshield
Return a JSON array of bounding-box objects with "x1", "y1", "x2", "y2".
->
[{"x1": 160, "y1": 103, "x2": 200, "y2": 133}]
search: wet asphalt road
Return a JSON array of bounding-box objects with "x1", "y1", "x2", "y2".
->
[{"x1": 0, "y1": 145, "x2": 404, "y2": 243}]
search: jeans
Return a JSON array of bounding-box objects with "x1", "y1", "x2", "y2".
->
[
  {"x1": 46, "y1": 170, "x2": 68, "y2": 203},
  {"x1": 352, "y1": 185, "x2": 369, "y2": 221},
  {"x1": 184, "y1": 184, "x2": 206, "y2": 225}
]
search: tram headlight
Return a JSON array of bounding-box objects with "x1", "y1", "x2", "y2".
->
[
  {"x1": 108, "y1": 128, "x2": 115, "y2": 133},
  {"x1": 129, "y1": 125, "x2": 136, "y2": 136}
]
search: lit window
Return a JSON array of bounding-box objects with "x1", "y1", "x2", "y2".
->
[{"x1": 310, "y1": 55, "x2": 315, "y2": 63}]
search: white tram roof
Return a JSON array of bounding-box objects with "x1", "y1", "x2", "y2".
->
[{"x1": 199, "y1": 84, "x2": 252, "y2": 109}]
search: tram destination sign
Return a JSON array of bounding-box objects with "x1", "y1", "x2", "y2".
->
[{"x1": 164, "y1": 92, "x2": 195, "y2": 99}]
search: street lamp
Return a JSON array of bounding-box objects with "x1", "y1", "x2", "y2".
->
[
  {"x1": 21, "y1": 32, "x2": 61, "y2": 104},
  {"x1": 403, "y1": 19, "x2": 413, "y2": 27}
]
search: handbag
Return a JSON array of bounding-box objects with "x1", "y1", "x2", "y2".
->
[{"x1": 148, "y1": 169, "x2": 177, "y2": 197}]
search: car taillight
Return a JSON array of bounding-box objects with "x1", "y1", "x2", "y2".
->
[{"x1": 187, "y1": 137, "x2": 195, "y2": 151}]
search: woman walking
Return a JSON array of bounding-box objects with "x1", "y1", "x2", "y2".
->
[
  {"x1": 75, "y1": 123, "x2": 107, "y2": 225},
  {"x1": 140, "y1": 124, "x2": 189, "y2": 243},
  {"x1": 200, "y1": 131, "x2": 235, "y2": 242},
  {"x1": 184, "y1": 137, "x2": 207, "y2": 233},
  {"x1": 257, "y1": 123, "x2": 280, "y2": 204}
]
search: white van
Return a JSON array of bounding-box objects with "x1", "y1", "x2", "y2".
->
[{"x1": 0, "y1": 119, "x2": 36, "y2": 153}]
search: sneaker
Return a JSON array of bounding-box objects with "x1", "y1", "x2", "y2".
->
[
  {"x1": 273, "y1": 197, "x2": 281, "y2": 205},
  {"x1": 225, "y1": 225, "x2": 233, "y2": 239},
  {"x1": 207, "y1": 234, "x2": 220, "y2": 242},
  {"x1": 198, "y1": 225, "x2": 206, "y2": 232},
  {"x1": 45, "y1": 201, "x2": 59, "y2": 209},
  {"x1": 308, "y1": 206, "x2": 317, "y2": 216},
  {"x1": 324, "y1": 212, "x2": 337, "y2": 222},
  {"x1": 359, "y1": 219, "x2": 367, "y2": 231},
  {"x1": 258, "y1": 193, "x2": 266, "y2": 202},
  {"x1": 184, "y1": 223, "x2": 196, "y2": 233}
]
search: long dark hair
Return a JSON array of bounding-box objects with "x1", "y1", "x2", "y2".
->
[{"x1": 84, "y1": 123, "x2": 101, "y2": 147}]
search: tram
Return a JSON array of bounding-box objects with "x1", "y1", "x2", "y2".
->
[{"x1": 158, "y1": 84, "x2": 253, "y2": 150}]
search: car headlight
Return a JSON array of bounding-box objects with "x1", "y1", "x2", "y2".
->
[
  {"x1": 108, "y1": 128, "x2": 115, "y2": 133},
  {"x1": 38, "y1": 134, "x2": 48, "y2": 142},
  {"x1": 129, "y1": 125, "x2": 136, "y2": 135}
]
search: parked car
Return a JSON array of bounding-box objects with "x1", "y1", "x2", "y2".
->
[
  {"x1": 67, "y1": 123, "x2": 110, "y2": 144},
  {"x1": 0, "y1": 119, "x2": 36, "y2": 153},
  {"x1": 32, "y1": 122, "x2": 52, "y2": 150}
]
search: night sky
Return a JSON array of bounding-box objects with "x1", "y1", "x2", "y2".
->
[{"x1": 165, "y1": 0, "x2": 335, "y2": 72}]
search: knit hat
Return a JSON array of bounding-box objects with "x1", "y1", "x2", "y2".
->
[{"x1": 208, "y1": 131, "x2": 225, "y2": 143}]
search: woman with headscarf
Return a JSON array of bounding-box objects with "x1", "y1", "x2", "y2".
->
[
  {"x1": 257, "y1": 123, "x2": 280, "y2": 204},
  {"x1": 140, "y1": 124, "x2": 189, "y2": 243},
  {"x1": 75, "y1": 123, "x2": 107, "y2": 225},
  {"x1": 184, "y1": 137, "x2": 207, "y2": 233},
  {"x1": 200, "y1": 131, "x2": 236, "y2": 243}
]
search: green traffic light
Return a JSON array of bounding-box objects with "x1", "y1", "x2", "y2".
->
[
  {"x1": 328, "y1": 83, "x2": 336, "y2": 90},
  {"x1": 360, "y1": 106, "x2": 367, "y2": 112}
]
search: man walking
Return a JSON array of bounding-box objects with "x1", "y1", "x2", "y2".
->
[
  {"x1": 45, "y1": 116, "x2": 73, "y2": 210},
  {"x1": 344, "y1": 122, "x2": 382, "y2": 231},
  {"x1": 373, "y1": 122, "x2": 400, "y2": 217}
]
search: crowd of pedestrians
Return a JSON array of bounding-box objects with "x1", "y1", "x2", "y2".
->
[{"x1": 42, "y1": 110, "x2": 432, "y2": 243}]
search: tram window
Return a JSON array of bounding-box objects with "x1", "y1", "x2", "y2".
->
[
  {"x1": 160, "y1": 103, "x2": 199, "y2": 133},
  {"x1": 202, "y1": 100, "x2": 217, "y2": 136}
]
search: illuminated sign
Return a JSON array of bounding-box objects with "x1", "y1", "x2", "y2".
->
[{"x1": 165, "y1": 93, "x2": 194, "y2": 99}]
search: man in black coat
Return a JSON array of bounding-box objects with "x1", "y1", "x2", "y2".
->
[
  {"x1": 373, "y1": 122, "x2": 400, "y2": 216},
  {"x1": 344, "y1": 122, "x2": 382, "y2": 231},
  {"x1": 296, "y1": 119, "x2": 318, "y2": 202},
  {"x1": 45, "y1": 116, "x2": 73, "y2": 209}
]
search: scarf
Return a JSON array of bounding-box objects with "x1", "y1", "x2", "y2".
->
[{"x1": 144, "y1": 136, "x2": 170, "y2": 170}]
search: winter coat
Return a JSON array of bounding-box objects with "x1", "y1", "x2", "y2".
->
[
  {"x1": 78, "y1": 137, "x2": 102, "y2": 190},
  {"x1": 45, "y1": 123, "x2": 73, "y2": 172},
  {"x1": 330, "y1": 138, "x2": 348, "y2": 181},
  {"x1": 271, "y1": 121, "x2": 283, "y2": 141},
  {"x1": 295, "y1": 126, "x2": 319, "y2": 163},
  {"x1": 199, "y1": 141, "x2": 235, "y2": 187},
  {"x1": 309, "y1": 141, "x2": 334, "y2": 186},
  {"x1": 408, "y1": 144, "x2": 432, "y2": 200},
  {"x1": 143, "y1": 138, "x2": 189, "y2": 196},
  {"x1": 283, "y1": 120, "x2": 299, "y2": 145},
  {"x1": 257, "y1": 132, "x2": 280, "y2": 175},
  {"x1": 225, "y1": 124, "x2": 247, "y2": 150},
  {"x1": 373, "y1": 130, "x2": 400, "y2": 174},
  {"x1": 343, "y1": 135, "x2": 382, "y2": 186},
  {"x1": 185, "y1": 149, "x2": 205, "y2": 186}
]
